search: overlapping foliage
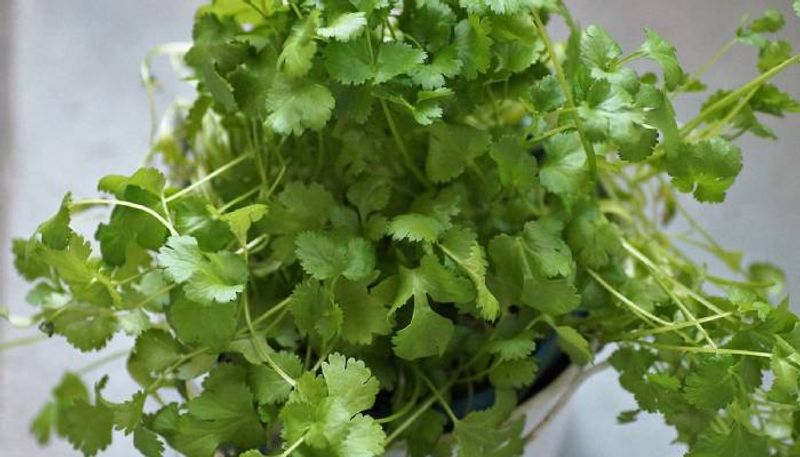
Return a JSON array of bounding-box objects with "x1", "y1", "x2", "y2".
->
[{"x1": 4, "y1": 1, "x2": 800, "y2": 456}]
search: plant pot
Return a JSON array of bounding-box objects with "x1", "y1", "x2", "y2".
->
[{"x1": 384, "y1": 365, "x2": 579, "y2": 457}]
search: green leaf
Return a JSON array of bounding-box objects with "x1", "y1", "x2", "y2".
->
[
  {"x1": 566, "y1": 203, "x2": 621, "y2": 268},
  {"x1": 290, "y1": 279, "x2": 343, "y2": 341},
  {"x1": 426, "y1": 122, "x2": 491, "y2": 183},
  {"x1": 454, "y1": 16, "x2": 493, "y2": 79},
  {"x1": 335, "y1": 279, "x2": 391, "y2": 345},
  {"x1": 184, "y1": 251, "x2": 249, "y2": 303},
  {"x1": 295, "y1": 232, "x2": 375, "y2": 281},
  {"x1": 324, "y1": 38, "x2": 374, "y2": 85},
  {"x1": 387, "y1": 213, "x2": 446, "y2": 243},
  {"x1": 265, "y1": 77, "x2": 335, "y2": 135},
  {"x1": 667, "y1": 138, "x2": 743, "y2": 203},
  {"x1": 176, "y1": 380, "x2": 264, "y2": 456},
  {"x1": 530, "y1": 74, "x2": 566, "y2": 112},
  {"x1": 133, "y1": 426, "x2": 165, "y2": 457},
  {"x1": 521, "y1": 277, "x2": 580, "y2": 316},
  {"x1": 539, "y1": 133, "x2": 588, "y2": 199},
  {"x1": 375, "y1": 42, "x2": 427, "y2": 83},
  {"x1": 440, "y1": 228, "x2": 500, "y2": 321},
  {"x1": 410, "y1": 47, "x2": 462, "y2": 89},
  {"x1": 318, "y1": 12, "x2": 367, "y2": 41},
  {"x1": 338, "y1": 413, "x2": 386, "y2": 457},
  {"x1": 168, "y1": 296, "x2": 238, "y2": 351},
  {"x1": 459, "y1": 0, "x2": 537, "y2": 15},
  {"x1": 38, "y1": 193, "x2": 72, "y2": 250},
  {"x1": 554, "y1": 325, "x2": 593, "y2": 365},
  {"x1": 221, "y1": 203, "x2": 268, "y2": 246},
  {"x1": 278, "y1": 11, "x2": 319, "y2": 79},
  {"x1": 580, "y1": 25, "x2": 622, "y2": 80},
  {"x1": 639, "y1": 29, "x2": 684, "y2": 90},
  {"x1": 133, "y1": 329, "x2": 183, "y2": 373},
  {"x1": 260, "y1": 182, "x2": 334, "y2": 235},
  {"x1": 157, "y1": 235, "x2": 248, "y2": 304},
  {"x1": 51, "y1": 304, "x2": 118, "y2": 352},
  {"x1": 489, "y1": 135, "x2": 537, "y2": 193},
  {"x1": 248, "y1": 351, "x2": 304, "y2": 405},
  {"x1": 321, "y1": 353, "x2": 380, "y2": 415},
  {"x1": 60, "y1": 400, "x2": 114, "y2": 456},
  {"x1": 687, "y1": 424, "x2": 769, "y2": 457},
  {"x1": 684, "y1": 356, "x2": 737, "y2": 410},
  {"x1": 453, "y1": 389, "x2": 524, "y2": 457},
  {"x1": 489, "y1": 359, "x2": 538, "y2": 388},
  {"x1": 185, "y1": 15, "x2": 248, "y2": 112},
  {"x1": 346, "y1": 176, "x2": 391, "y2": 220},
  {"x1": 392, "y1": 294, "x2": 455, "y2": 360}
]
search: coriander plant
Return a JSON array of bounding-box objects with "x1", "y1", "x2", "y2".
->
[{"x1": 3, "y1": 1, "x2": 800, "y2": 456}]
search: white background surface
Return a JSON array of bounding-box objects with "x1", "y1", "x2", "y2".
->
[{"x1": 1, "y1": 1, "x2": 798, "y2": 456}]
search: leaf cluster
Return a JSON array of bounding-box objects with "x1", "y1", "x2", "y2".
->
[{"x1": 4, "y1": 2, "x2": 800, "y2": 457}]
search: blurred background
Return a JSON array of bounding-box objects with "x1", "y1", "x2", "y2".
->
[{"x1": 0, "y1": 1, "x2": 798, "y2": 456}]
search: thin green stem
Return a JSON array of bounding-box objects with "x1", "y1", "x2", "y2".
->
[
  {"x1": 533, "y1": 11, "x2": 597, "y2": 178},
  {"x1": 71, "y1": 199, "x2": 178, "y2": 236},
  {"x1": 385, "y1": 396, "x2": 438, "y2": 445},
  {"x1": 646, "y1": 343, "x2": 772, "y2": 359},
  {"x1": 414, "y1": 368, "x2": 458, "y2": 423},
  {"x1": 0, "y1": 334, "x2": 47, "y2": 352},
  {"x1": 278, "y1": 436, "x2": 305, "y2": 457},
  {"x1": 587, "y1": 269, "x2": 671, "y2": 327},
  {"x1": 379, "y1": 100, "x2": 429, "y2": 187},
  {"x1": 626, "y1": 312, "x2": 732, "y2": 339},
  {"x1": 77, "y1": 349, "x2": 130, "y2": 375},
  {"x1": 165, "y1": 153, "x2": 252, "y2": 203},
  {"x1": 242, "y1": 289, "x2": 297, "y2": 388},
  {"x1": 680, "y1": 54, "x2": 800, "y2": 135},
  {"x1": 675, "y1": 38, "x2": 736, "y2": 95},
  {"x1": 698, "y1": 85, "x2": 759, "y2": 140},
  {"x1": 528, "y1": 122, "x2": 576, "y2": 145}
]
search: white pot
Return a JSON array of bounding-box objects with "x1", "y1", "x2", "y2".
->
[{"x1": 386, "y1": 365, "x2": 579, "y2": 457}]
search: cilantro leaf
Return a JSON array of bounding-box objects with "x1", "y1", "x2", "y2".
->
[
  {"x1": 639, "y1": 29, "x2": 684, "y2": 90},
  {"x1": 684, "y1": 356, "x2": 737, "y2": 410},
  {"x1": 278, "y1": 11, "x2": 319, "y2": 79},
  {"x1": 324, "y1": 38, "x2": 374, "y2": 85},
  {"x1": 387, "y1": 213, "x2": 446, "y2": 243},
  {"x1": 290, "y1": 279, "x2": 343, "y2": 341},
  {"x1": 454, "y1": 16, "x2": 493, "y2": 79},
  {"x1": 157, "y1": 235, "x2": 248, "y2": 304},
  {"x1": 426, "y1": 122, "x2": 491, "y2": 183},
  {"x1": 321, "y1": 353, "x2": 380, "y2": 415},
  {"x1": 440, "y1": 228, "x2": 500, "y2": 321},
  {"x1": 392, "y1": 293, "x2": 455, "y2": 360},
  {"x1": 375, "y1": 42, "x2": 426, "y2": 83},
  {"x1": 335, "y1": 279, "x2": 390, "y2": 345},
  {"x1": 539, "y1": 133, "x2": 589, "y2": 200},
  {"x1": 318, "y1": 12, "x2": 367, "y2": 41},
  {"x1": 555, "y1": 325, "x2": 593, "y2": 365},
  {"x1": 667, "y1": 138, "x2": 743, "y2": 203},
  {"x1": 38, "y1": 193, "x2": 72, "y2": 250},
  {"x1": 295, "y1": 232, "x2": 375, "y2": 281},
  {"x1": 265, "y1": 77, "x2": 335, "y2": 135},
  {"x1": 221, "y1": 203, "x2": 268, "y2": 246},
  {"x1": 168, "y1": 296, "x2": 238, "y2": 351},
  {"x1": 453, "y1": 389, "x2": 524, "y2": 457},
  {"x1": 489, "y1": 135, "x2": 537, "y2": 193}
]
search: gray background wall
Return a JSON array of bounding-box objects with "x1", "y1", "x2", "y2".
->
[{"x1": 1, "y1": 1, "x2": 798, "y2": 456}]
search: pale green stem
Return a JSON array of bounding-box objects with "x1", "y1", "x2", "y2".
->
[
  {"x1": 681, "y1": 54, "x2": 800, "y2": 135},
  {"x1": 71, "y1": 199, "x2": 178, "y2": 236},
  {"x1": 587, "y1": 269, "x2": 671, "y2": 327},
  {"x1": 165, "y1": 153, "x2": 252, "y2": 203},
  {"x1": 647, "y1": 343, "x2": 772, "y2": 359},
  {"x1": 532, "y1": 11, "x2": 597, "y2": 178}
]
